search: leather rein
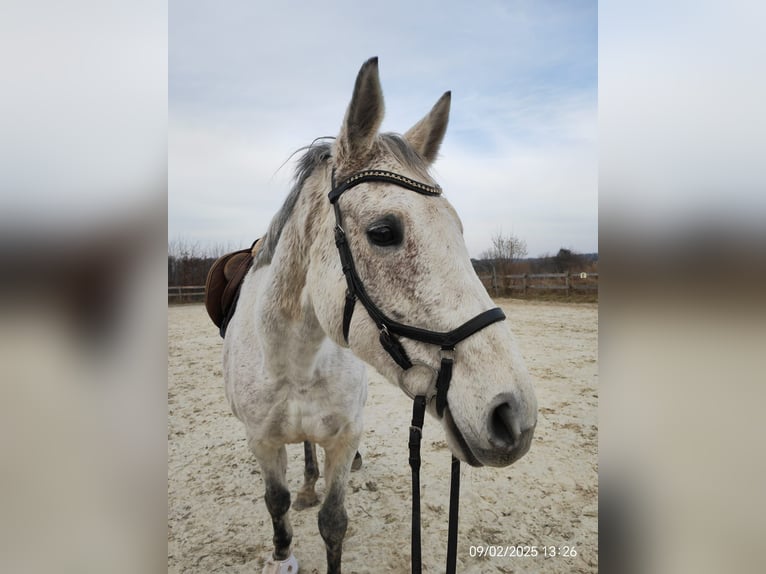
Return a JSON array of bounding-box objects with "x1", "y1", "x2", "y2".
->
[{"x1": 329, "y1": 168, "x2": 506, "y2": 574}]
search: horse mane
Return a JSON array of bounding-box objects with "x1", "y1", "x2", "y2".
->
[
  {"x1": 255, "y1": 133, "x2": 432, "y2": 268},
  {"x1": 255, "y1": 139, "x2": 333, "y2": 267}
]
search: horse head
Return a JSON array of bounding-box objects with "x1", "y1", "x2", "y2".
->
[{"x1": 308, "y1": 57, "x2": 537, "y2": 468}]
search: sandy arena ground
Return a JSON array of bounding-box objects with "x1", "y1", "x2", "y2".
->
[{"x1": 168, "y1": 299, "x2": 597, "y2": 573}]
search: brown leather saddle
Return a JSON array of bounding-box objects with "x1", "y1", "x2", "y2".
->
[{"x1": 204, "y1": 238, "x2": 261, "y2": 337}]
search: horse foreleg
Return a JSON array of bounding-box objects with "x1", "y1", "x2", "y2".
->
[
  {"x1": 318, "y1": 438, "x2": 358, "y2": 574},
  {"x1": 250, "y1": 440, "x2": 297, "y2": 571},
  {"x1": 294, "y1": 441, "x2": 320, "y2": 510}
]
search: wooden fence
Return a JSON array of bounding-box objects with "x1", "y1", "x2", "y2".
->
[
  {"x1": 169, "y1": 272, "x2": 597, "y2": 303},
  {"x1": 168, "y1": 285, "x2": 206, "y2": 303},
  {"x1": 476, "y1": 271, "x2": 599, "y2": 297}
]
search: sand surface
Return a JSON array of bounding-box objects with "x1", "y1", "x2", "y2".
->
[{"x1": 168, "y1": 300, "x2": 597, "y2": 573}]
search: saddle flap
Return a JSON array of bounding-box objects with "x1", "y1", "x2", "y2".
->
[
  {"x1": 223, "y1": 252, "x2": 251, "y2": 282},
  {"x1": 204, "y1": 240, "x2": 260, "y2": 332}
]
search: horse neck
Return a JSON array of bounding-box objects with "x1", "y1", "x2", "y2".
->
[{"x1": 260, "y1": 167, "x2": 332, "y2": 344}]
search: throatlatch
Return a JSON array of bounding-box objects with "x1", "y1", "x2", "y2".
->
[{"x1": 329, "y1": 167, "x2": 506, "y2": 574}]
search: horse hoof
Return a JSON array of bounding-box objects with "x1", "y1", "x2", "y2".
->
[
  {"x1": 293, "y1": 491, "x2": 320, "y2": 510},
  {"x1": 262, "y1": 552, "x2": 298, "y2": 574},
  {"x1": 351, "y1": 451, "x2": 363, "y2": 471}
]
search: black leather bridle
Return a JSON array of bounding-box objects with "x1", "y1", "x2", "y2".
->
[{"x1": 329, "y1": 167, "x2": 506, "y2": 574}]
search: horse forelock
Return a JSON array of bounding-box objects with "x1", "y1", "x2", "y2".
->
[
  {"x1": 377, "y1": 133, "x2": 433, "y2": 182},
  {"x1": 332, "y1": 133, "x2": 434, "y2": 182}
]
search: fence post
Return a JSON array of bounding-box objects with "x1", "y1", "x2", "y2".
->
[
  {"x1": 491, "y1": 265, "x2": 498, "y2": 297},
  {"x1": 566, "y1": 272, "x2": 571, "y2": 295},
  {"x1": 522, "y1": 273, "x2": 527, "y2": 297}
]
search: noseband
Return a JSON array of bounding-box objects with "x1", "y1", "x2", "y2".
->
[{"x1": 329, "y1": 167, "x2": 506, "y2": 574}]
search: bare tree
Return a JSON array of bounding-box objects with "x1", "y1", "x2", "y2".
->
[
  {"x1": 477, "y1": 232, "x2": 528, "y2": 297},
  {"x1": 479, "y1": 232, "x2": 528, "y2": 271}
]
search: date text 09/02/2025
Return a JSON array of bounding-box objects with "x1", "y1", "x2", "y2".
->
[{"x1": 468, "y1": 545, "x2": 577, "y2": 558}]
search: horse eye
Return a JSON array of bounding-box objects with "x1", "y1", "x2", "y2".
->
[{"x1": 366, "y1": 217, "x2": 402, "y2": 247}]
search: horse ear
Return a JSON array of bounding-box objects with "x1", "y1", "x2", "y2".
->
[
  {"x1": 404, "y1": 91, "x2": 451, "y2": 165},
  {"x1": 336, "y1": 57, "x2": 385, "y2": 165}
]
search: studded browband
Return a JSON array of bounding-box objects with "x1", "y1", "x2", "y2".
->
[{"x1": 328, "y1": 169, "x2": 442, "y2": 204}]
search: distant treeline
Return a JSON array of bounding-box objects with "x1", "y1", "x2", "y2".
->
[
  {"x1": 168, "y1": 240, "x2": 244, "y2": 288},
  {"x1": 472, "y1": 249, "x2": 598, "y2": 276},
  {"x1": 168, "y1": 255, "x2": 218, "y2": 287}
]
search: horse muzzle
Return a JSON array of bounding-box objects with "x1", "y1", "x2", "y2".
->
[{"x1": 444, "y1": 392, "x2": 537, "y2": 468}]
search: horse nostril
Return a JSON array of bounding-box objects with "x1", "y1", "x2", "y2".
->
[{"x1": 489, "y1": 402, "x2": 522, "y2": 449}]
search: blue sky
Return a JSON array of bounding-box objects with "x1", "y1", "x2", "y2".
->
[{"x1": 169, "y1": 0, "x2": 597, "y2": 258}]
